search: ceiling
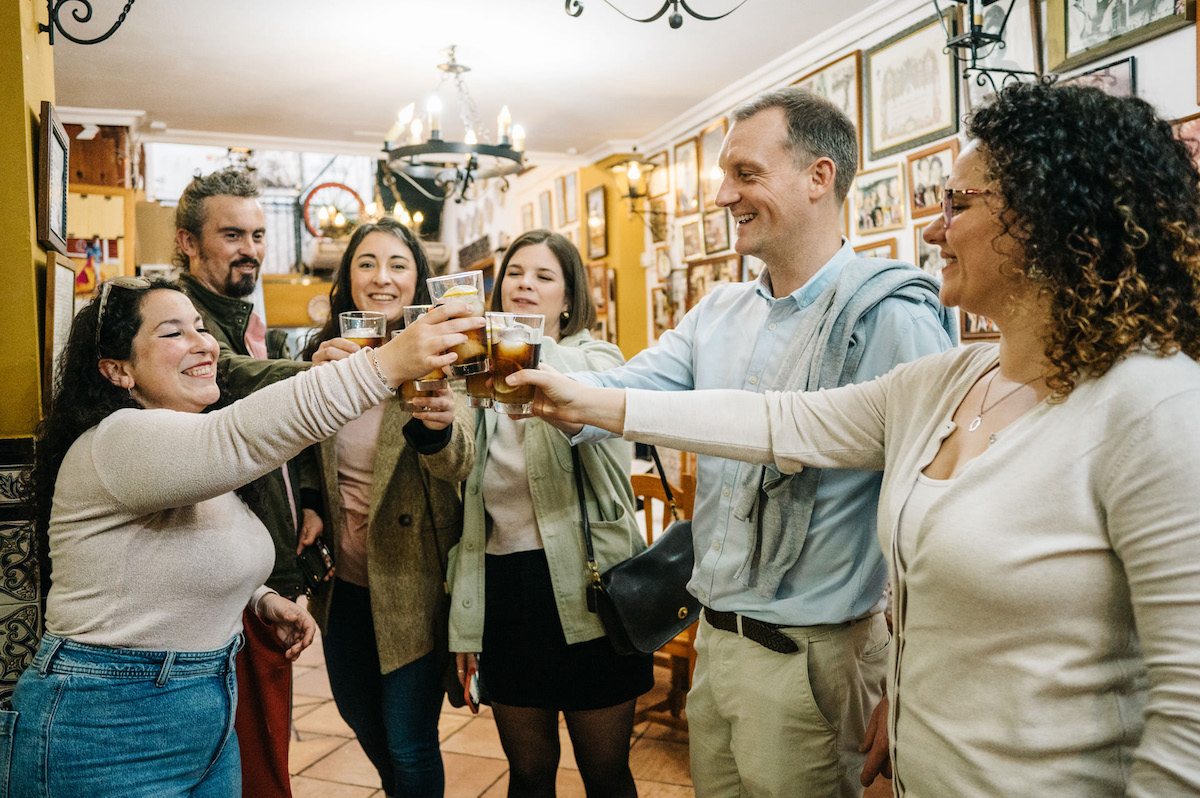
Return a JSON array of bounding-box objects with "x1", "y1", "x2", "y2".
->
[{"x1": 52, "y1": 0, "x2": 883, "y2": 160}]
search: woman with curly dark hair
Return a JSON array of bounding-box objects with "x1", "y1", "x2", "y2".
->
[
  {"x1": 514, "y1": 83, "x2": 1200, "y2": 795},
  {"x1": 6, "y1": 276, "x2": 477, "y2": 796}
]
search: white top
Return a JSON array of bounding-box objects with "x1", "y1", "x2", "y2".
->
[
  {"x1": 623, "y1": 344, "x2": 1200, "y2": 796},
  {"x1": 45, "y1": 349, "x2": 393, "y2": 652}
]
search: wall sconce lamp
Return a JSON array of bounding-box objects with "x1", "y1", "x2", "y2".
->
[
  {"x1": 40, "y1": 0, "x2": 137, "y2": 46},
  {"x1": 610, "y1": 151, "x2": 666, "y2": 227},
  {"x1": 930, "y1": 0, "x2": 1041, "y2": 95}
]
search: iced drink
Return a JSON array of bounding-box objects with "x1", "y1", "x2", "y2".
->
[
  {"x1": 402, "y1": 305, "x2": 449, "y2": 390},
  {"x1": 487, "y1": 312, "x2": 544, "y2": 414},
  {"x1": 426, "y1": 271, "x2": 489, "y2": 376},
  {"x1": 340, "y1": 311, "x2": 386, "y2": 349}
]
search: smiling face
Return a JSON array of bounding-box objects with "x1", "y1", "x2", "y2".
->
[
  {"x1": 500, "y1": 243, "x2": 568, "y2": 341},
  {"x1": 347, "y1": 230, "x2": 418, "y2": 327},
  {"x1": 178, "y1": 195, "x2": 266, "y2": 298},
  {"x1": 101, "y1": 289, "x2": 221, "y2": 413},
  {"x1": 715, "y1": 107, "x2": 819, "y2": 268},
  {"x1": 922, "y1": 142, "x2": 1026, "y2": 321}
]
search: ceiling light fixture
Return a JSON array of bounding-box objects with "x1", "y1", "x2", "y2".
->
[
  {"x1": 383, "y1": 46, "x2": 525, "y2": 205},
  {"x1": 39, "y1": 0, "x2": 137, "y2": 46},
  {"x1": 931, "y1": 0, "x2": 1041, "y2": 95},
  {"x1": 565, "y1": 0, "x2": 748, "y2": 29}
]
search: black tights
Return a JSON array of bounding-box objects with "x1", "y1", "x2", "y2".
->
[{"x1": 491, "y1": 699, "x2": 638, "y2": 797}]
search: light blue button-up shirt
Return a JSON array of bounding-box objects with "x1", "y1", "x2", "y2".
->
[{"x1": 574, "y1": 242, "x2": 953, "y2": 625}]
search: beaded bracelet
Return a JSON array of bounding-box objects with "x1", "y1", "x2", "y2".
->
[{"x1": 366, "y1": 348, "x2": 391, "y2": 389}]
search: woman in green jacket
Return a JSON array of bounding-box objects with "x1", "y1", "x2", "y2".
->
[
  {"x1": 302, "y1": 217, "x2": 474, "y2": 797},
  {"x1": 448, "y1": 230, "x2": 652, "y2": 797}
]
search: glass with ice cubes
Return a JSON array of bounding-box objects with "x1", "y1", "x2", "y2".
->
[{"x1": 485, "y1": 312, "x2": 544, "y2": 414}]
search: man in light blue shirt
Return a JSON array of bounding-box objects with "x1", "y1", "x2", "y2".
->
[{"x1": 572, "y1": 88, "x2": 954, "y2": 797}]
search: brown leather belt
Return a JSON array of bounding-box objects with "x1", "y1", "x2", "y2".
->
[{"x1": 703, "y1": 607, "x2": 799, "y2": 654}]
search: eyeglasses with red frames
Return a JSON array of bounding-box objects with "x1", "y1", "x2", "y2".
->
[
  {"x1": 94, "y1": 276, "x2": 153, "y2": 351},
  {"x1": 942, "y1": 187, "x2": 994, "y2": 229}
]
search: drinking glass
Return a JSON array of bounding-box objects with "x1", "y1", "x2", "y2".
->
[
  {"x1": 426, "y1": 270, "x2": 489, "y2": 376},
  {"x1": 464, "y1": 314, "x2": 494, "y2": 408},
  {"x1": 402, "y1": 305, "x2": 449, "y2": 391},
  {"x1": 486, "y1": 312, "x2": 544, "y2": 414},
  {"x1": 339, "y1": 311, "x2": 386, "y2": 349}
]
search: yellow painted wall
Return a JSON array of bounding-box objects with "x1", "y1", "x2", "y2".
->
[
  {"x1": 0, "y1": 0, "x2": 55, "y2": 437},
  {"x1": 578, "y1": 165, "x2": 648, "y2": 360}
]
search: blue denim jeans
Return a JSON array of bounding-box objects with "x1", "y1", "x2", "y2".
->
[
  {"x1": 6, "y1": 632, "x2": 242, "y2": 797},
  {"x1": 323, "y1": 580, "x2": 445, "y2": 797}
]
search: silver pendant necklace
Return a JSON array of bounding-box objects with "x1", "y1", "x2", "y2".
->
[{"x1": 967, "y1": 368, "x2": 1042, "y2": 432}]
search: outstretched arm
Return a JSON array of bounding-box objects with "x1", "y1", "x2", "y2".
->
[{"x1": 507, "y1": 364, "x2": 627, "y2": 434}]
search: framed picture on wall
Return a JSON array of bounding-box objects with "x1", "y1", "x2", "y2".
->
[
  {"x1": 37, "y1": 101, "x2": 69, "y2": 256},
  {"x1": 563, "y1": 171, "x2": 579, "y2": 224},
  {"x1": 1059, "y1": 56, "x2": 1137, "y2": 97},
  {"x1": 698, "y1": 118, "x2": 727, "y2": 209},
  {"x1": 864, "y1": 12, "x2": 959, "y2": 160},
  {"x1": 554, "y1": 177, "x2": 567, "y2": 228},
  {"x1": 1047, "y1": 0, "x2": 1193, "y2": 73},
  {"x1": 585, "y1": 186, "x2": 607, "y2": 260},
  {"x1": 962, "y1": 311, "x2": 1001, "y2": 340},
  {"x1": 649, "y1": 198, "x2": 669, "y2": 243},
  {"x1": 674, "y1": 138, "x2": 700, "y2": 215},
  {"x1": 906, "y1": 139, "x2": 959, "y2": 219},
  {"x1": 961, "y1": 0, "x2": 1043, "y2": 110},
  {"x1": 538, "y1": 190, "x2": 553, "y2": 229},
  {"x1": 914, "y1": 219, "x2": 947, "y2": 280},
  {"x1": 646, "y1": 150, "x2": 670, "y2": 198},
  {"x1": 681, "y1": 219, "x2": 703, "y2": 260},
  {"x1": 853, "y1": 164, "x2": 906, "y2": 236},
  {"x1": 854, "y1": 239, "x2": 898, "y2": 260},
  {"x1": 792, "y1": 51, "x2": 863, "y2": 159},
  {"x1": 588, "y1": 261, "x2": 608, "y2": 314},
  {"x1": 42, "y1": 253, "x2": 76, "y2": 412},
  {"x1": 655, "y1": 245, "x2": 673, "y2": 281},
  {"x1": 702, "y1": 209, "x2": 730, "y2": 254},
  {"x1": 521, "y1": 202, "x2": 534, "y2": 232},
  {"x1": 1172, "y1": 111, "x2": 1200, "y2": 171}
]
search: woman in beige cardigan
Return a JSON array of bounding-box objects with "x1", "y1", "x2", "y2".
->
[{"x1": 302, "y1": 218, "x2": 474, "y2": 797}]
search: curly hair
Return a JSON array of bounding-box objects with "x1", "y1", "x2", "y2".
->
[
  {"x1": 20, "y1": 279, "x2": 253, "y2": 593},
  {"x1": 969, "y1": 83, "x2": 1200, "y2": 396},
  {"x1": 491, "y1": 229, "x2": 596, "y2": 337},
  {"x1": 300, "y1": 217, "x2": 433, "y2": 359},
  {"x1": 173, "y1": 167, "x2": 260, "y2": 270}
]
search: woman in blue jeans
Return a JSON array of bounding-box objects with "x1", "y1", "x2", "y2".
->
[
  {"x1": 8, "y1": 276, "x2": 474, "y2": 795},
  {"x1": 301, "y1": 218, "x2": 474, "y2": 796}
]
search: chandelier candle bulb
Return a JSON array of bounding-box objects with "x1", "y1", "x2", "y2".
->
[
  {"x1": 427, "y1": 95, "x2": 442, "y2": 140},
  {"x1": 498, "y1": 105, "x2": 512, "y2": 143},
  {"x1": 512, "y1": 124, "x2": 526, "y2": 152}
]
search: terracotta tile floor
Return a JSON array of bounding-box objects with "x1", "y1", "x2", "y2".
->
[{"x1": 288, "y1": 630, "x2": 695, "y2": 797}]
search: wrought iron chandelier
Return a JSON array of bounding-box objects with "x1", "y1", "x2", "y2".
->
[
  {"x1": 931, "y1": 0, "x2": 1041, "y2": 96},
  {"x1": 609, "y1": 151, "x2": 665, "y2": 227},
  {"x1": 383, "y1": 46, "x2": 525, "y2": 204},
  {"x1": 39, "y1": 0, "x2": 137, "y2": 46},
  {"x1": 565, "y1": 0, "x2": 748, "y2": 29}
]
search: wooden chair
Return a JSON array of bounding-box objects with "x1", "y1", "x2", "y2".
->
[{"x1": 631, "y1": 463, "x2": 698, "y2": 730}]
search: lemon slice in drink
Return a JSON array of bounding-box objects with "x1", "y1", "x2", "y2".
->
[{"x1": 440, "y1": 283, "x2": 483, "y2": 314}]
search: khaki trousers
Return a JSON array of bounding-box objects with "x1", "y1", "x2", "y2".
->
[{"x1": 687, "y1": 612, "x2": 890, "y2": 798}]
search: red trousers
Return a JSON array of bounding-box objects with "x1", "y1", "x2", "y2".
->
[{"x1": 235, "y1": 608, "x2": 293, "y2": 798}]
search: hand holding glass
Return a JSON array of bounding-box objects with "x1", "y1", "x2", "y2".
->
[
  {"x1": 487, "y1": 312, "x2": 544, "y2": 414},
  {"x1": 426, "y1": 271, "x2": 489, "y2": 376},
  {"x1": 402, "y1": 305, "x2": 450, "y2": 391}
]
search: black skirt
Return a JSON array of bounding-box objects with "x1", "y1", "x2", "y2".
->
[{"x1": 481, "y1": 549, "x2": 654, "y2": 711}]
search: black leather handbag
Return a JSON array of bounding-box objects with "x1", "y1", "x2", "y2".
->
[{"x1": 572, "y1": 445, "x2": 699, "y2": 656}]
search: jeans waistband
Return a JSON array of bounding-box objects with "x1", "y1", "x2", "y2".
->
[{"x1": 34, "y1": 633, "x2": 242, "y2": 687}]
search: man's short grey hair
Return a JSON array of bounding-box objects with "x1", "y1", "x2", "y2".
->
[
  {"x1": 173, "y1": 168, "x2": 260, "y2": 269},
  {"x1": 731, "y1": 87, "x2": 859, "y2": 203}
]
